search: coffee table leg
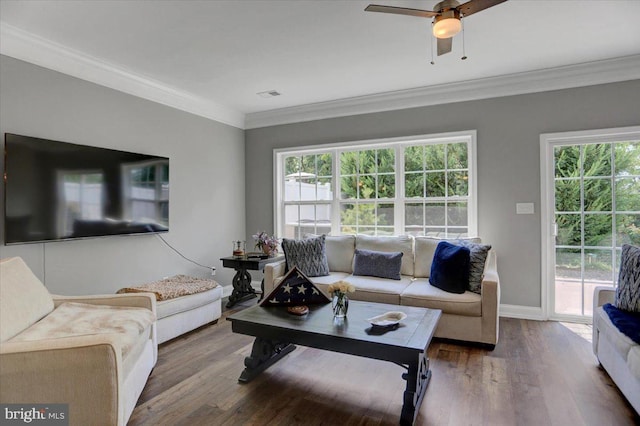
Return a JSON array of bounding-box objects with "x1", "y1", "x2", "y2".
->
[
  {"x1": 238, "y1": 337, "x2": 296, "y2": 383},
  {"x1": 400, "y1": 353, "x2": 431, "y2": 426}
]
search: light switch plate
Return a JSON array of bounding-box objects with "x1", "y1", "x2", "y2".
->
[{"x1": 516, "y1": 203, "x2": 535, "y2": 214}]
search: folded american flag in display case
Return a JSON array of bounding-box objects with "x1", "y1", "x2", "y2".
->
[{"x1": 260, "y1": 266, "x2": 331, "y2": 306}]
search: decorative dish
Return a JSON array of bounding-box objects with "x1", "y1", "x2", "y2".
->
[{"x1": 367, "y1": 311, "x2": 407, "y2": 327}]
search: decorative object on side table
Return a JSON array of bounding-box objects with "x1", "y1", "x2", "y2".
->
[
  {"x1": 232, "y1": 240, "x2": 246, "y2": 257},
  {"x1": 327, "y1": 280, "x2": 355, "y2": 319},
  {"x1": 253, "y1": 231, "x2": 279, "y2": 256}
]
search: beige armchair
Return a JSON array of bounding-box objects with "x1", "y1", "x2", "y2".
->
[{"x1": 0, "y1": 257, "x2": 158, "y2": 426}]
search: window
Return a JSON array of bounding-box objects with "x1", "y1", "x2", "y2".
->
[
  {"x1": 123, "y1": 160, "x2": 169, "y2": 226},
  {"x1": 275, "y1": 131, "x2": 477, "y2": 239}
]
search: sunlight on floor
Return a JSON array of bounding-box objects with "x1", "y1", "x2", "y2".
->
[{"x1": 560, "y1": 322, "x2": 593, "y2": 343}]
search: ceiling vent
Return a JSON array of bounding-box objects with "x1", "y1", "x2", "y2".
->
[{"x1": 257, "y1": 90, "x2": 281, "y2": 98}]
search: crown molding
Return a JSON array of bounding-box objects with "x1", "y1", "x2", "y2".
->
[
  {"x1": 0, "y1": 23, "x2": 245, "y2": 129},
  {"x1": 245, "y1": 55, "x2": 640, "y2": 129}
]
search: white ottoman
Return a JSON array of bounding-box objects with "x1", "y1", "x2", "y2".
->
[{"x1": 156, "y1": 287, "x2": 223, "y2": 343}]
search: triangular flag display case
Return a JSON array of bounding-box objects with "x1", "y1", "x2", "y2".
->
[{"x1": 260, "y1": 266, "x2": 331, "y2": 306}]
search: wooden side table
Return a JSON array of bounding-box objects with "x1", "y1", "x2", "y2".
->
[{"x1": 220, "y1": 255, "x2": 284, "y2": 308}]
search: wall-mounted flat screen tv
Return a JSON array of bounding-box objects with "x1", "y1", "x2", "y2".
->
[{"x1": 4, "y1": 133, "x2": 169, "y2": 244}]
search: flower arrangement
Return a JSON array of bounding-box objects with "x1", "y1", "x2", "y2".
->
[
  {"x1": 253, "y1": 231, "x2": 279, "y2": 255},
  {"x1": 327, "y1": 280, "x2": 355, "y2": 318}
]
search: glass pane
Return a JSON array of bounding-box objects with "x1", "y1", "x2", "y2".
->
[
  {"x1": 341, "y1": 226, "x2": 356, "y2": 235},
  {"x1": 377, "y1": 148, "x2": 395, "y2": 173},
  {"x1": 615, "y1": 141, "x2": 640, "y2": 176},
  {"x1": 299, "y1": 178, "x2": 316, "y2": 201},
  {"x1": 315, "y1": 203, "x2": 332, "y2": 231},
  {"x1": 425, "y1": 172, "x2": 445, "y2": 197},
  {"x1": 447, "y1": 202, "x2": 468, "y2": 226},
  {"x1": 316, "y1": 178, "x2": 333, "y2": 201},
  {"x1": 447, "y1": 171, "x2": 469, "y2": 196},
  {"x1": 425, "y1": 144, "x2": 445, "y2": 170},
  {"x1": 425, "y1": 202, "x2": 445, "y2": 226},
  {"x1": 377, "y1": 227, "x2": 394, "y2": 236},
  {"x1": 448, "y1": 228, "x2": 468, "y2": 238},
  {"x1": 340, "y1": 176, "x2": 357, "y2": 199},
  {"x1": 584, "y1": 178, "x2": 611, "y2": 211},
  {"x1": 405, "y1": 146, "x2": 423, "y2": 172},
  {"x1": 617, "y1": 214, "x2": 640, "y2": 246},
  {"x1": 424, "y1": 227, "x2": 446, "y2": 237},
  {"x1": 615, "y1": 177, "x2": 640, "y2": 211},
  {"x1": 283, "y1": 205, "x2": 300, "y2": 239},
  {"x1": 316, "y1": 153, "x2": 333, "y2": 177},
  {"x1": 378, "y1": 203, "x2": 394, "y2": 226},
  {"x1": 447, "y1": 143, "x2": 468, "y2": 169},
  {"x1": 359, "y1": 175, "x2": 376, "y2": 199},
  {"x1": 555, "y1": 179, "x2": 580, "y2": 212},
  {"x1": 584, "y1": 214, "x2": 612, "y2": 247},
  {"x1": 584, "y1": 248, "x2": 614, "y2": 317},
  {"x1": 301, "y1": 154, "x2": 316, "y2": 175},
  {"x1": 583, "y1": 143, "x2": 612, "y2": 177},
  {"x1": 555, "y1": 247, "x2": 582, "y2": 316},
  {"x1": 359, "y1": 227, "x2": 375, "y2": 235},
  {"x1": 555, "y1": 145, "x2": 580, "y2": 178},
  {"x1": 360, "y1": 150, "x2": 376, "y2": 174},
  {"x1": 340, "y1": 151, "x2": 358, "y2": 175},
  {"x1": 405, "y1": 203, "x2": 423, "y2": 227},
  {"x1": 285, "y1": 156, "x2": 301, "y2": 180},
  {"x1": 556, "y1": 213, "x2": 581, "y2": 246},
  {"x1": 340, "y1": 203, "x2": 356, "y2": 224},
  {"x1": 405, "y1": 173, "x2": 424, "y2": 198},
  {"x1": 358, "y1": 203, "x2": 376, "y2": 226},
  {"x1": 378, "y1": 174, "x2": 395, "y2": 198}
]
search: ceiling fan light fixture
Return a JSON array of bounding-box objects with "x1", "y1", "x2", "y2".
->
[{"x1": 433, "y1": 10, "x2": 461, "y2": 39}]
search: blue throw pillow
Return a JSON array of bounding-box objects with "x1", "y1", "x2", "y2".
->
[
  {"x1": 429, "y1": 241, "x2": 470, "y2": 294},
  {"x1": 353, "y1": 249, "x2": 403, "y2": 280}
]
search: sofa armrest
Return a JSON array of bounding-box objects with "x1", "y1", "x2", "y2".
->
[
  {"x1": 0, "y1": 335, "x2": 124, "y2": 425},
  {"x1": 593, "y1": 286, "x2": 615, "y2": 309},
  {"x1": 480, "y1": 250, "x2": 500, "y2": 346},
  {"x1": 52, "y1": 293, "x2": 156, "y2": 312},
  {"x1": 263, "y1": 259, "x2": 287, "y2": 294}
]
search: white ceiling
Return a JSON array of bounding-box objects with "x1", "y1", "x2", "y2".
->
[{"x1": 1, "y1": 0, "x2": 640, "y2": 129}]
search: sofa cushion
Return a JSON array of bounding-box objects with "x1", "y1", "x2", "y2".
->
[
  {"x1": 10, "y1": 302, "x2": 156, "y2": 359},
  {"x1": 355, "y1": 235, "x2": 414, "y2": 276},
  {"x1": 616, "y1": 244, "x2": 640, "y2": 313},
  {"x1": 414, "y1": 237, "x2": 481, "y2": 278},
  {"x1": 343, "y1": 275, "x2": 413, "y2": 305},
  {"x1": 454, "y1": 240, "x2": 492, "y2": 294},
  {"x1": 282, "y1": 235, "x2": 330, "y2": 277},
  {"x1": 594, "y1": 305, "x2": 635, "y2": 359},
  {"x1": 429, "y1": 242, "x2": 470, "y2": 294},
  {"x1": 400, "y1": 279, "x2": 482, "y2": 316},
  {"x1": 0, "y1": 257, "x2": 54, "y2": 343},
  {"x1": 156, "y1": 287, "x2": 223, "y2": 319},
  {"x1": 353, "y1": 249, "x2": 403, "y2": 280},
  {"x1": 307, "y1": 234, "x2": 356, "y2": 273}
]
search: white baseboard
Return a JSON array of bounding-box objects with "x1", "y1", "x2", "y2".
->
[{"x1": 500, "y1": 304, "x2": 545, "y2": 321}]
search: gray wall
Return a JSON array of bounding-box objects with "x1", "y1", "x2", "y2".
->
[
  {"x1": 0, "y1": 55, "x2": 245, "y2": 295},
  {"x1": 245, "y1": 79, "x2": 640, "y2": 309}
]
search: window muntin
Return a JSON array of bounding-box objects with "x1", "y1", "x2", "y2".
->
[{"x1": 275, "y1": 132, "x2": 476, "y2": 238}]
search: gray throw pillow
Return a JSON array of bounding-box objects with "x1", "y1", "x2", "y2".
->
[
  {"x1": 352, "y1": 249, "x2": 403, "y2": 280},
  {"x1": 281, "y1": 235, "x2": 330, "y2": 277},
  {"x1": 454, "y1": 240, "x2": 491, "y2": 294},
  {"x1": 615, "y1": 244, "x2": 640, "y2": 313}
]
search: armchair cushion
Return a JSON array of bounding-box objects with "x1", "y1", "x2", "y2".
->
[
  {"x1": 10, "y1": 302, "x2": 155, "y2": 358},
  {"x1": 0, "y1": 257, "x2": 54, "y2": 342}
]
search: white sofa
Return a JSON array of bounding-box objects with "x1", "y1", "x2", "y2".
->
[
  {"x1": 264, "y1": 235, "x2": 500, "y2": 347},
  {"x1": 592, "y1": 286, "x2": 640, "y2": 413},
  {"x1": 0, "y1": 257, "x2": 158, "y2": 426}
]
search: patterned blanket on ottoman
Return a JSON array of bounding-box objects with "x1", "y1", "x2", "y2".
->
[{"x1": 117, "y1": 275, "x2": 219, "y2": 301}]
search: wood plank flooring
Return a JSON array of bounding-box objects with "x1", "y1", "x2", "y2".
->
[{"x1": 128, "y1": 301, "x2": 639, "y2": 425}]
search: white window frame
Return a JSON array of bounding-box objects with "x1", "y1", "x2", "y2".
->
[{"x1": 274, "y1": 130, "x2": 477, "y2": 238}]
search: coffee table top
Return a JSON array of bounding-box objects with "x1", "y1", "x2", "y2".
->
[{"x1": 228, "y1": 300, "x2": 441, "y2": 355}]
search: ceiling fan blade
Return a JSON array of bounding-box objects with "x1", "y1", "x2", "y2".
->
[
  {"x1": 365, "y1": 4, "x2": 438, "y2": 18},
  {"x1": 456, "y1": 0, "x2": 508, "y2": 17},
  {"x1": 437, "y1": 37, "x2": 453, "y2": 56}
]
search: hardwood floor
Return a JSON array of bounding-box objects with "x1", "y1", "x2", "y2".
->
[{"x1": 129, "y1": 301, "x2": 639, "y2": 426}]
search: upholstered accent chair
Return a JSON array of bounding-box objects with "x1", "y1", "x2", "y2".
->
[{"x1": 0, "y1": 257, "x2": 158, "y2": 425}]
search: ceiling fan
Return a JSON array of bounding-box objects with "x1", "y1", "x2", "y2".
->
[{"x1": 365, "y1": 0, "x2": 508, "y2": 57}]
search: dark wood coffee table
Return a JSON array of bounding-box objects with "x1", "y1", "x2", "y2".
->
[{"x1": 227, "y1": 300, "x2": 441, "y2": 425}]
